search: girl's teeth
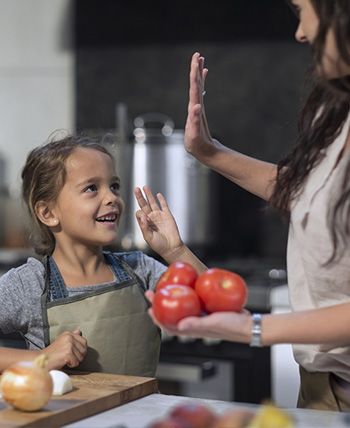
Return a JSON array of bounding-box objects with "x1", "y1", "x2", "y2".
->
[{"x1": 97, "y1": 215, "x2": 116, "y2": 222}]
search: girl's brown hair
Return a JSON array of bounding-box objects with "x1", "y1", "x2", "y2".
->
[
  {"x1": 271, "y1": 0, "x2": 350, "y2": 262},
  {"x1": 21, "y1": 132, "x2": 114, "y2": 256}
]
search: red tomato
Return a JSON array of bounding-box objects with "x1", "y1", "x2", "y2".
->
[
  {"x1": 152, "y1": 284, "x2": 201, "y2": 328},
  {"x1": 156, "y1": 262, "x2": 198, "y2": 291},
  {"x1": 170, "y1": 402, "x2": 216, "y2": 428},
  {"x1": 195, "y1": 268, "x2": 248, "y2": 313}
]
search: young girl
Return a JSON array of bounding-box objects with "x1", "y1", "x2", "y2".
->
[
  {"x1": 145, "y1": 0, "x2": 350, "y2": 411},
  {"x1": 0, "y1": 134, "x2": 206, "y2": 377}
]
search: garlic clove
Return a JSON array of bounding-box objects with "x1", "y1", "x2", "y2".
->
[{"x1": 49, "y1": 370, "x2": 73, "y2": 396}]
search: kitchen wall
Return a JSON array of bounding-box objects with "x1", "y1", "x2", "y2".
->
[
  {"x1": 0, "y1": 0, "x2": 74, "y2": 247},
  {"x1": 0, "y1": 1, "x2": 312, "y2": 260},
  {"x1": 75, "y1": 0, "x2": 312, "y2": 262}
]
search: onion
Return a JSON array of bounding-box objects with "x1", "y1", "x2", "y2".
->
[
  {"x1": 0, "y1": 354, "x2": 53, "y2": 411},
  {"x1": 50, "y1": 370, "x2": 73, "y2": 395}
]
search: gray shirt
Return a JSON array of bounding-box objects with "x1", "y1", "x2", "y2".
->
[{"x1": 0, "y1": 251, "x2": 166, "y2": 350}]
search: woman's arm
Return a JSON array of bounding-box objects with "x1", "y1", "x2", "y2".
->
[
  {"x1": 145, "y1": 290, "x2": 350, "y2": 346},
  {"x1": 262, "y1": 303, "x2": 350, "y2": 345},
  {"x1": 185, "y1": 53, "x2": 278, "y2": 202}
]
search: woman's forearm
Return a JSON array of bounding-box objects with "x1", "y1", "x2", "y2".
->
[
  {"x1": 193, "y1": 140, "x2": 278, "y2": 202},
  {"x1": 261, "y1": 303, "x2": 350, "y2": 346}
]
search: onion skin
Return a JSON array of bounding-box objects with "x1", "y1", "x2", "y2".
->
[{"x1": 0, "y1": 354, "x2": 53, "y2": 411}]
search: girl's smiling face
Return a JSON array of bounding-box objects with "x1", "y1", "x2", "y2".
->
[
  {"x1": 292, "y1": 0, "x2": 350, "y2": 79},
  {"x1": 51, "y1": 147, "x2": 125, "y2": 250}
]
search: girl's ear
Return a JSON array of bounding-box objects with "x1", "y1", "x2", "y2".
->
[{"x1": 35, "y1": 201, "x2": 59, "y2": 227}]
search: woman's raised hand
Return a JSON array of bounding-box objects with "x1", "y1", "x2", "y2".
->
[{"x1": 184, "y1": 52, "x2": 215, "y2": 159}]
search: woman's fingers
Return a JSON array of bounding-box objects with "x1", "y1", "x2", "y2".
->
[{"x1": 189, "y1": 53, "x2": 207, "y2": 109}]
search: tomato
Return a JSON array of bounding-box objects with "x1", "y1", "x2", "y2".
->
[
  {"x1": 152, "y1": 284, "x2": 201, "y2": 328},
  {"x1": 156, "y1": 262, "x2": 198, "y2": 291},
  {"x1": 195, "y1": 268, "x2": 248, "y2": 313},
  {"x1": 170, "y1": 402, "x2": 216, "y2": 428}
]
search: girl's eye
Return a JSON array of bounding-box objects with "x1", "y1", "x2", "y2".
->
[
  {"x1": 84, "y1": 184, "x2": 97, "y2": 192},
  {"x1": 111, "y1": 182, "x2": 121, "y2": 191}
]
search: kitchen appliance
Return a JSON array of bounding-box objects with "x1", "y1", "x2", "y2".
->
[{"x1": 108, "y1": 108, "x2": 219, "y2": 255}]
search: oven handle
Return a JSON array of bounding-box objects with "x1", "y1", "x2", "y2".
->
[{"x1": 156, "y1": 357, "x2": 217, "y2": 382}]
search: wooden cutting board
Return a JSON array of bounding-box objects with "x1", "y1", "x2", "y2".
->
[{"x1": 0, "y1": 371, "x2": 158, "y2": 427}]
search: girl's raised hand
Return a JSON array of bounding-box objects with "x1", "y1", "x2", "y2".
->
[
  {"x1": 134, "y1": 186, "x2": 184, "y2": 260},
  {"x1": 184, "y1": 52, "x2": 214, "y2": 158}
]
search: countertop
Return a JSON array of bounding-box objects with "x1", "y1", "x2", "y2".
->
[{"x1": 64, "y1": 393, "x2": 350, "y2": 428}]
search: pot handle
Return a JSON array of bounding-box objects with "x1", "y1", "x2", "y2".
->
[{"x1": 134, "y1": 113, "x2": 174, "y2": 136}]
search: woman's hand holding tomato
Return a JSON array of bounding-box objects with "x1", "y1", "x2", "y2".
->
[
  {"x1": 148, "y1": 264, "x2": 251, "y2": 342},
  {"x1": 145, "y1": 289, "x2": 252, "y2": 343}
]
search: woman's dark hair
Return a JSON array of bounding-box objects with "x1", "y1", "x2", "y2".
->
[
  {"x1": 270, "y1": 0, "x2": 350, "y2": 262},
  {"x1": 22, "y1": 132, "x2": 115, "y2": 256}
]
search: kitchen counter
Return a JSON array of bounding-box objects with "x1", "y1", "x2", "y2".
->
[{"x1": 64, "y1": 393, "x2": 350, "y2": 428}]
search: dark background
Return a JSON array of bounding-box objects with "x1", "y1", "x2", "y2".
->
[{"x1": 74, "y1": 0, "x2": 312, "y2": 264}]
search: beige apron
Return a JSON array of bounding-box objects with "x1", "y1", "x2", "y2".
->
[
  {"x1": 298, "y1": 366, "x2": 350, "y2": 411},
  {"x1": 41, "y1": 254, "x2": 161, "y2": 377}
]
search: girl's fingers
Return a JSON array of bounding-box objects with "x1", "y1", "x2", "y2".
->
[
  {"x1": 143, "y1": 185, "x2": 161, "y2": 211},
  {"x1": 156, "y1": 192, "x2": 170, "y2": 212},
  {"x1": 134, "y1": 186, "x2": 154, "y2": 215}
]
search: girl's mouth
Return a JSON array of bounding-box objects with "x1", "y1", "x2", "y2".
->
[{"x1": 96, "y1": 214, "x2": 117, "y2": 223}]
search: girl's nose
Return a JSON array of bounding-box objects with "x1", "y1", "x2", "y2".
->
[
  {"x1": 105, "y1": 190, "x2": 118, "y2": 205},
  {"x1": 295, "y1": 23, "x2": 308, "y2": 43}
]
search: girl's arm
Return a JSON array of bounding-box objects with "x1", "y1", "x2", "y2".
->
[
  {"x1": 134, "y1": 186, "x2": 207, "y2": 274},
  {"x1": 185, "y1": 53, "x2": 278, "y2": 202},
  {"x1": 0, "y1": 330, "x2": 87, "y2": 373}
]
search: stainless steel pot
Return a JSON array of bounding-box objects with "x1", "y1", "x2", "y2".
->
[{"x1": 112, "y1": 112, "x2": 218, "y2": 252}]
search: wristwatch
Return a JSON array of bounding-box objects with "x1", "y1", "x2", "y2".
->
[{"x1": 250, "y1": 313, "x2": 263, "y2": 347}]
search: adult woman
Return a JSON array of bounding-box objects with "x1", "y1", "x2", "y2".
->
[{"x1": 143, "y1": 0, "x2": 350, "y2": 411}]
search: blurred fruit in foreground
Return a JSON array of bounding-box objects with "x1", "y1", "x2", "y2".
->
[
  {"x1": 170, "y1": 401, "x2": 216, "y2": 428},
  {"x1": 247, "y1": 403, "x2": 294, "y2": 428},
  {"x1": 148, "y1": 400, "x2": 294, "y2": 428},
  {"x1": 149, "y1": 416, "x2": 187, "y2": 428},
  {"x1": 213, "y1": 408, "x2": 255, "y2": 427}
]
